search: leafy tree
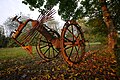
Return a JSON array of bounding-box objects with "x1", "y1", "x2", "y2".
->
[
  {"x1": 22, "y1": 0, "x2": 78, "y2": 20},
  {"x1": 0, "y1": 31, "x2": 9, "y2": 48},
  {"x1": 79, "y1": 0, "x2": 119, "y2": 50},
  {"x1": 0, "y1": 25, "x2": 4, "y2": 35},
  {"x1": 0, "y1": 25, "x2": 8, "y2": 48},
  {"x1": 3, "y1": 18, "x2": 18, "y2": 37},
  {"x1": 22, "y1": 0, "x2": 120, "y2": 30}
]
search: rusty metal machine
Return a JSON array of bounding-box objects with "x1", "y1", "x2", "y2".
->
[{"x1": 11, "y1": 9, "x2": 86, "y2": 67}]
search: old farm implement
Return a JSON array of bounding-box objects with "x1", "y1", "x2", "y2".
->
[{"x1": 11, "y1": 9, "x2": 86, "y2": 66}]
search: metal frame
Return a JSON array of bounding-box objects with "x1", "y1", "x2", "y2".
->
[{"x1": 11, "y1": 9, "x2": 86, "y2": 66}]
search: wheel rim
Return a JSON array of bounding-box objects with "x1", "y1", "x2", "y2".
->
[
  {"x1": 61, "y1": 21, "x2": 85, "y2": 66},
  {"x1": 36, "y1": 31, "x2": 60, "y2": 60}
]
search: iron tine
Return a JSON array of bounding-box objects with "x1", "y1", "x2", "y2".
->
[{"x1": 37, "y1": 8, "x2": 56, "y2": 24}]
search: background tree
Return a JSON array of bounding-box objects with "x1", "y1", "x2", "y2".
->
[
  {"x1": 46, "y1": 19, "x2": 60, "y2": 32},
  {"x1": 79, "y1": 0, "x2": 119, "y2": 50},
  {"x1": 99, "y1": 0, "x2": 117, "y2": 50},
  {"x1": 0, "y1": 25, "x2": 9, "y2": 48},
  {"x1": 0, "y1": 26, "x2": 9, "y2": 48},
  {"x1": 3, "y1": 13, "x2": 30, "y2": 37},
  {"x1": 86, "y1": 18, "x2": 107, "y2": 43},
  {"x1": 0, "y1": 25, "x2": 4, "y2": 35}
]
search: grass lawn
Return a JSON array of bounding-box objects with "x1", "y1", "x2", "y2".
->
[{"x1": 0, "y1": 47, "x2": 30, "y2": 60}]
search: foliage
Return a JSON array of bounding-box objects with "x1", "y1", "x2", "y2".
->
[
  {"x1": 78, "y1": 0, "x2": 120, "y2": 31},
  {"x1": 0, "y1": 33, "x2": 8, "y2": 48},
  {"x1": 22, "y1": 0, "x2": 77, "y2": 20},
  {"x1": 86, "y1": 18, "x2": 108, "y2": 43},
  {"x1": 22, "y1": 0, "x2": 120, "y2": 38},
  {"x1": 21, "y1": 0, "x2": 118, "y2": 20},
  {"x1": 108, "y1": 0, "x2": 120, "y2": 30},
  {"x1": 46, "y1": 19, "x2": 60, "y2": 32},
  {"x1": 0, "y1": 34, "x2": 18, "y2": 48},
  {"x1": 3, "y1": 17, "x2": 18, "y2": 37},
  {"x1": 77, "y1": 18, "x2": 107, "y2": 44},
  {"x1": 0, "y1": 47, "x2": 120, "y2": 79},
  {"x1": 0, "y1": 26, "x2": 9, "y2": 48},
  {"x1": 0, "y1": 25, "x2": 4, "y2": 35}
]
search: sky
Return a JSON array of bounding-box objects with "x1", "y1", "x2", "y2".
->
[{"x1": 0, "y1": 0, "x2": 64, "y2": 26}]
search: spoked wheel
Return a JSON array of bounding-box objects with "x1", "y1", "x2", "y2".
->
[
  {"x1": 36, "y1": 30, "x2": 60, "y2": 60},
  {"x1": 61, "y1": 20, "x2": 85, "y2": 67}
]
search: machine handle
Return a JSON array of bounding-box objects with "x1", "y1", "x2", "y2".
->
[
  {"x1": 10, "y1": 31, "x2": 15, "y2": 37},
  {"x1": 12, "y1": 15, "x2": 18, "y2": 21},
  {"x1": 17, "y1": 16, "x2": 21, "y2": 19},
  {"x1": 12, "y1": 16, "x2": 21, "y2": 22}
]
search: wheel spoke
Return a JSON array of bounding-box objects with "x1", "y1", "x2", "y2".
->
[
  {"x1": 52, "y1": 47, "x2": 58, "y2": 55},
  {"x1": 64, "y1": 37, "x2": 72, "y2": 42},
  {"x1": 44, "y1": 47, "x2": 50, "y2": 55},
  {"x1": 74, "y1": 46, "x2": 79, "y2": 62},
  {"x1": 40, "y1": 40, "x2": 49, "y2": 43},
  {"x1": 48, "y1": 47, "x2": 51, "y2": 58},
  {"x1": 67, "y1": 28, "x2": 77, "y2": 40},
  {"x1": 65, "y1": 45, "x2": 73, "y2": 50},
  {"x1": 68, "y1": 47, "x2": 73, "y2": 59},
  {"x1": 75, "y1": 46, "x2": 78, "y2": 52},
  {"x1": 64, "y1": 42, "x2": 73, "y2": 45},
  {"x1": 40, "y1": 44, "x2": 48, "y2": 49},
  {"x1": 72, "y1": 26, "x2": 75, "y2": 42},
  {"x1": 76, "y1": 32, "x2": 81, "y2": 39},
  {"x1": 52, "y1": 47, "x2": 55, "y2": 58}
]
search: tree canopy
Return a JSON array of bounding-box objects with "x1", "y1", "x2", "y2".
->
[{"x1": 22, "y1": 0, "x2": 120, "y2": 31}]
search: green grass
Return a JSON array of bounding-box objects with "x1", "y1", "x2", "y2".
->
[
  {"x1": 0, "y1": 43, "x2": 101, "y2": 60},
  {"x1": 0, "y1": 47, "x2": 36, "y2": 60}
]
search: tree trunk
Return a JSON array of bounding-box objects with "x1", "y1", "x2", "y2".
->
[{"x1": 99, "y1": 0, "x2": 117, "y2": 52}]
